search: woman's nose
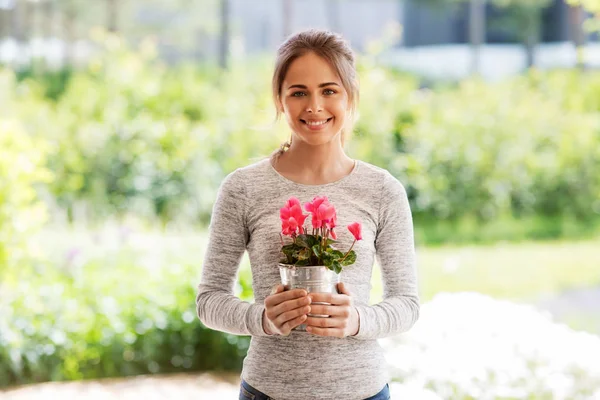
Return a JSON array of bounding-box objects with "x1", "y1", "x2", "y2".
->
[{"x1": 306, "y1": 96, "x2": 323, "y2": 113}]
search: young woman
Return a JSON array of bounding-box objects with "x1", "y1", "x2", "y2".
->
[{"x1": 196, "y1": 29, "x2": 419, "y2": 400}]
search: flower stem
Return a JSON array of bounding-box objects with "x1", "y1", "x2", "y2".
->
[{"x1": 340, "y1": 240, "x2": 356, "y2": 263}]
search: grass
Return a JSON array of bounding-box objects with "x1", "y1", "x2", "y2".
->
[
  {"x1": 368, "y1": 238, "x2": 600, "y2": 304},
  {"x1": 35, "y1": 226, "x2": 600, "y2": 303},
  {"x1": 33, "y1": 226, "x2": 600, "y2": 329}
]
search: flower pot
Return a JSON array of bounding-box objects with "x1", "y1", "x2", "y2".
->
[{"x1": 278, "y1": 263, "x2": 340, "y2": 331}]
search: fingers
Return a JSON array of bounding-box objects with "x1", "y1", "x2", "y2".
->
[
  {"x1": 269, "y1": 294, "x2": 311, "y2": 317},
  {"x1": 307, "y1": 303, "x2": 350, "y2": 317},
  {"x1": 271, "y1": 303, "x2": 311, "y2": 326},
  {"x1": 308, "y1": 292, "x2": 351, "y2": 306},
  {"x1": 263, "y1": 284, "x2": 354, "y2": 336},
  {"x1": 280, "y1": 313, "x2": 308, "y2": 335},
  {"x1": 265, "y1": 287, "x2": 308, "y2": 308},
  {"x1": 305, "y1": 316, "x2": 346, "y2": 328},
  {"x1": 337, "y1": 282, "x2": 351, "y2": 296},
  {"x1": 305, "y1": 326, "x2": 344, "y2": 338},
  {"x1": 264, "y1": 285, "x2": 312, "y2": 335},
  {"x1": 270, "y1": 284, "x2": 284, "y2": 295}
]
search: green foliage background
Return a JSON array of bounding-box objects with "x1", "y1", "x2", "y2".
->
[{"x1": 1, "y1": 31, "x2": 600, "y2": 386}]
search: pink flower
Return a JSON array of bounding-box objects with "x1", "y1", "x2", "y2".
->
[
  {"x1": 330, "y1": 228, "x2": 337, "y2": 240},
  {"x1": 305, "y1": 196, "x2": 337, "y2": 229},
  {"x1": 285, "y1": 197, "x2": 301, "y2": 209},
  {"x1": 316, "y1": 203, "x2": 336, "y2": 223},
  {"x1": 281, "y1": 217, "x2": 298, "y2": 236},
  {"x1": 304, "y1": 196, "x2": 328, "y2": 214},
  {"x1": 311, "y1": 214, "x2": 323, "y2": 229},
  {"x1": 280, "y1": 197, "x2": 308, "y2": 236},
  {"x1": 278, "y1": 195, "x2": 362, "y2": 272},
  {"x1": 325, "y1": 211, "x2": 337, "y2": 230},
  {"x1": 347, "y1": 222, "x2": 362, "y2": 241}
]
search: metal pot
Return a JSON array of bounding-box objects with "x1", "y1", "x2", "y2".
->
[{"x1": 278, "y1": 263, "x2": 341, "y2": 331}]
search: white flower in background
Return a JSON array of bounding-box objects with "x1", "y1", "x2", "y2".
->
[{"x1": 380, "y1": 292, "x2": 600, "y2": 400}]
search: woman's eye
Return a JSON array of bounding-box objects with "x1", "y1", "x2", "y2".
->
[
  {"x1": 292, "y1": 91, "x2": 306, "y2": 97},
  {"x1": 323, "y1": 89, "x2": 336, "y2": 95}
]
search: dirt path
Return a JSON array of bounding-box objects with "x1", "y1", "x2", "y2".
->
[{"x1": 0, "y1": 372, "x2": 240, "y2": 399}]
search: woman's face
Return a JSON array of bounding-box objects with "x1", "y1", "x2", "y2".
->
[{"x1": 279, "y1": 52, "x2": 349, "y2": 147}]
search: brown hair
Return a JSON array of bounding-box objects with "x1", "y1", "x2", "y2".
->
[{"x1": 270, "y1": 29, "x2": 359, "y2": 161}]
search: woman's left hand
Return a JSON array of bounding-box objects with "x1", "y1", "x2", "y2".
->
[{"x1": 305, "y1": 282, "x2": 360, "y2": 338}]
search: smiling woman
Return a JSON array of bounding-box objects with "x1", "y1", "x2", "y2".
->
[
  {"x1": 196, "y1": 29, "x2": 418, "y2": 400},
  {"x1": 271, "y1": 30, "x2": 359, "y2": 164}
]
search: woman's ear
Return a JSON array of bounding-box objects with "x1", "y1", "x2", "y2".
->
[{"x1": 277, "y1": 96, "x2": 284, "y2": 113}]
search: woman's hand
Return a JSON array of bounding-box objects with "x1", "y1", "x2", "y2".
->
[
  {"x1": 263, "y1": 285, "x2": 312, "y2": 336},
  {"x1": 305, "y1": 282, "x2": 359, "y2": 338}
]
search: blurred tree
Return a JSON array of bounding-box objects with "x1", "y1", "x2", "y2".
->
[
  {"x1": 58, "y1": 0, "x2": 77, "y2": 66},
  {"x1": 106, "y1": 0, "x2": 118, "y2": 32},
  {"x1": 0, "y1": 1, "x2": 10, "y2": 40},
  {"x1": 469, "y1": 0, "x2": 486, "y2": 76},
  {"x1": 568, "y1": 0, "x2": 599, "y2": 68},
  {"x1": 42, "y1": 0, "x2": 54, "y2": 40},
  {"x1": 219, "y1": 0, "x2": 229, "y2": 69},
  {"x1": 10, "y1": 0, "x2": 23, "y2": 44},
  {"x1": 491, "y1": 0, "x2": 554, "y2": 69},
  {"x1": 417, "y1": 0, "x2": 487, "y2": 76},
  {"x1": 569, "y1": 4, "x2": 587, "y2": 69},
  {"x1": 118, "y1": 0, "x2": 220, "y2": 63}
]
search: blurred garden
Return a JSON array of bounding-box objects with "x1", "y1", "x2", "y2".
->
[{"x1": 2, "y1": 0, "x2": 600, "y2": 398}]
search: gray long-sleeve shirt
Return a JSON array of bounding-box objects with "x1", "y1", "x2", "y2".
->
[{"x1": 196, "y1": 158, "x2": 420, "y2": 400}]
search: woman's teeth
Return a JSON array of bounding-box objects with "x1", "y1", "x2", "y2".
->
[{"x1": 304, "y1": 118, "x2": 331, "y2": 126}]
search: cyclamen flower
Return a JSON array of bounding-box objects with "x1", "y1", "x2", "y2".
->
[
  {"x1": 347, "y1": 222, "x2": 363, "y2": 241},
  {"x1": 326, "y1": 212, "x2": 337, "y2": 239},
  {"x1": 280, "y1": 197, "x2": 308, "y2": 236},
  {"x1": 278, "y1": 196, "x2": 363, "y2": 273},
  {"x1": 305, "y1": 196, "x2": 336, "y2": 229}
]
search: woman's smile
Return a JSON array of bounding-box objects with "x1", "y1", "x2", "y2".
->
[{"x1": 301, "y1": 117, "x2": 334, "y2": 131}]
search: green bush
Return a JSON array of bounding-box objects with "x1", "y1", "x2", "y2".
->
[
  {"x1": 4, "y1": 32, "x2": 600, "y2": 242},
  {"x1": 0, "y1": 254, "x2": 249, "y2": 387},
  {"x1": 0, "y1": 113, "x2": 52, "y2": 273},
  {"x1": 384, "y1": 74, "x2": 600, "y2": 241}
]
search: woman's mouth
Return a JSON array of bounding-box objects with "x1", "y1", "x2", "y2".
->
[{"x1": 300, "y1": 117, "x2": 333, "y2": 131}]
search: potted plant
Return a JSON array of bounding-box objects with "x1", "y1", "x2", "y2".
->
[{"x1": 278, "y1": 196, "x2": 362, "y2": 300}]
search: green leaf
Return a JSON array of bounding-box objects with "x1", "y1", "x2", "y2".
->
[
  {"x1": 331, "y1": 250, "x2": 344, "y2": 259},
  {"x1": 306, "y1": 235, "x2": 318, "y2": 248},
  {"x1": 297, "y1": 248, "x2": 310, "y2": 260},
  {"x1": 340, "y1": 251, "x2": 356, "y2": 266},
  {"x1": 295, "y1": 259, "x2": 309, "y2": 266},
  {"x1": 312, "y1": 244, "x2": 321, "y2": 258},
  {"x1": 332, "y1": 260, "x2": 342, "y2": 274},
  {"x1": 296, "y1": 235, "x2": 311, "y2": 248},
  {"x1": 321, "y1": 251, "x2": 334, "y2": 267},
  {"x1": 281, "y1": 243, "x2": 296, "y2": 254}
]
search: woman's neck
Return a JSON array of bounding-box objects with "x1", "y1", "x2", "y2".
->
[{"x1": 273, "y1": 143, "x2": 355, "y2": 185}]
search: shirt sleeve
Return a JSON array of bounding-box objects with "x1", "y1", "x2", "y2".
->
[
  {"x1": 196, "y1": 169, "x2": 270, "y2": 337},
  {"x1": 352, "y1": 171, "x2": 420, "y2": 340}
]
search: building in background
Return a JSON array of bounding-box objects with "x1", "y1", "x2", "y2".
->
[{"x1": 0, "y1": 0, "x2": 598, "y2": 79}]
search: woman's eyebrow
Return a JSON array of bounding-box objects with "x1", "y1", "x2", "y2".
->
[{"x1": 287, "y1": 82, "x2": 340, "y2": 90}]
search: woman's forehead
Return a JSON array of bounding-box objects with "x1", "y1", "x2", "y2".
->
[{"x1": 284, "y1": 53, "x2": 341, "y2": 86}]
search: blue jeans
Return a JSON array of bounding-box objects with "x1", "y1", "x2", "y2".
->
[{"x1": 239, "y1": 379, "x2": 391, "y2": 400}]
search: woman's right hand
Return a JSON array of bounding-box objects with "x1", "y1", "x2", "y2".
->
[{"x1": 263, "y1": 285, "x2": 312, "y2": 336}]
